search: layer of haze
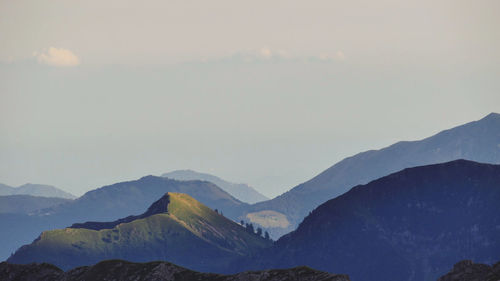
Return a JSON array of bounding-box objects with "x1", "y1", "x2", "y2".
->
[{"x1": 1, "y1": 0, "x2": 499, "y2": 197}]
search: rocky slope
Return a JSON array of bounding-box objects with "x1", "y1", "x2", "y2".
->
[
  {"x1": 242, "y1": 113, "x2": 500, "y2": 238},
  {"x1": 0, "y1": 260, "x2": 350, "y2": 281},
  {"x1": 8, "y1": 193, "x2": 270, "y2": 272},
  {"x1": 438, "y1": 260, "x2": 500, "y2": 281},
  {"x1": 243, "y1": 160, "x2": 500, "y2": 281}
]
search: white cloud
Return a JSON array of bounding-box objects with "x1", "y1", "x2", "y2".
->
[
  {"x1": 224, "y1": 48, "x2": 345, "y2": 64},
  {"x1": 230, "y1": 47, "x2": 291, "y2": 62},
  {"x1": 34, "y1": 47, "x2": 80, "y2": 67},
  {"x1": 318, "y1": 50, "x2": 346, "y2": 61},
  {"x1": 257, "y1": 48, "x2": 291, "y2": 59},
  {"x1": 336, "y1": 50, "x2": 346, "y2": 61},
  {"x1": 259, "y1": 47, "x2": 273, "y2": 58}
]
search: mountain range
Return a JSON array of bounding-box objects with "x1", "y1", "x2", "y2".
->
[
  {"x1": 8, "y1": 193, "x2": 271, "y2": 272},
  {"x1": 2, "y1": 113, "x2": 500, "y2": 281},
  {"x1": 0, "y1": 259, "x2": 350, "y2": 281},
  {"x1": 0, "y1": 195, "x2": 71, "y2": 215},
  {"x1": 40, "y1": 176, "x2": 246, "y2": 222},
  {"x1": 0, "y1": 183, "x2": 75, "y2": 199},
  {"x1": 243, "y1": 112, "x2": 500, "y2": 238},
  {"x1": 3, "y1": 259, "x2": 500, "y2": 281},
  {"x1": 0, "y1": 177, "x2": 247, "y2": 261},
  {"x1": 162, "y1": 170, "x2": 269, "y2": 204},
  {"x1": 5, "y1": 160, "x2": 500, "y2": 281},
  {"x1": 241, "y1": 160, "x2": 500, "y2": 281}
]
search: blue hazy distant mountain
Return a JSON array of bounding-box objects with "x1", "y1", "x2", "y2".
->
[
  {"x1": 0, "y1": 183, "x2": 75, "y2": 199},
  {"x1": 0, "y1": 195, "x2": 71, "y2": 215},
  {"x1": 243, "y1": 113, "x2": 500, "y2": 238},
  {"x1": 42, "y1": 176, "x2": 245, "y2": 222},
  {"x1": 162, "y1": 170, "x2": 269, "y2": 204},
  {"x1": 242, "y1": 160, "x2": 500, "y2": 281}
]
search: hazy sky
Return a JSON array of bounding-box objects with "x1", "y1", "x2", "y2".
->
[{"x1": 1, "y1": 0, "x2": 499, "y2": 197}]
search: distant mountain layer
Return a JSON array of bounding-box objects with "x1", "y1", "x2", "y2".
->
[
  {"x1": 438, "y1": 260, "x2": 500, "y2": 281},
  {"x1": 0, "y1": 260, "x2": 350, "y2": 281},
  {"x1": 0, "y1": 183, "x2": 75, "y2": 199},
  {"x1": 244, "y1": 112, "x2": 500, "y2": 238},
  {"x1": 0, "y1": 195, "x2": 71, "y2": 214},
  {"x1": 162, "y1": 170, "x2": 269, "y2": 204},
  {"x1": 244, "y1": 160, "x2": 500, "y2": 281},
  {"x1": 42, "y1": 176, "x2": 245, "y2": 222},
  {"x1": 0, "y1": 176, "x2": 247, "y2": 262},
  {"x1": 8, "y1": 193, "x2": 270, "y2": 272}
]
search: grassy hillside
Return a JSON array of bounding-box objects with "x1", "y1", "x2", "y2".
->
[
  {"x1": 8, "y1": 193, "x2": 271, "y2": 272},
  {"x1": 0, "y1": 176, "x2": 248, "y2": 262}
]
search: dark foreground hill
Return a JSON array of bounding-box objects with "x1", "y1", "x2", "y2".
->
[
  {"x1": 8, "y1": 193, "x2": 270, "y2": 272},
  {"x1": 243, "y1": 113, "x2": 500, "y2": 238},
  {"x1": 243, "y1": 160, "x2": 500, "y2": 281},
  {"x1": 0, "y1": 260, "x2": 350, "y2": 281},
  {"x1": 438, "y1": 260, "x2": 500, "y2": 281},
  {"x1": 0, "y1": 176, "x2": 246, "y2": 261}
]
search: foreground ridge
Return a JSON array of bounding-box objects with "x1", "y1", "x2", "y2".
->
[
  {"x1": 246, "y1": 160, "x2": 500, "y2": 281},
  {"x1": 438, "y1": 260, "x2": 500, "y2": 281},
  {"x1": 0, "y1": 260, "x2": 350, "y2": 281}
]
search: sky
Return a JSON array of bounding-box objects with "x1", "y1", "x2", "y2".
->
[{"x1": 1, "y1": 0, "x2": 499, "y2": 198}]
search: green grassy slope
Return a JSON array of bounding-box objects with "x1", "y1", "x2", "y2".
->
[{"x1": 8, "y1": 193, "x2": 271, "y2": 272}]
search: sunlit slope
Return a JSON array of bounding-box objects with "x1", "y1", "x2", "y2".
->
[{"x1": 8, "y1": 193, "x2": 271, "y2": 272}]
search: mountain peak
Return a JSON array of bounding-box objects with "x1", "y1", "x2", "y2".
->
[
  {"x1": 144, "y1": 192, "x2": 201, "y2": 217},
  {"x1": 70, "y1": 193, "x2": 179, "y2": 230},
  {"x1": 258, "y1": 160, "x2": 500, "y2": 281},
  {"x1": 9, "y1": 192, "x2": 272, "y2": 272},
  {"x1": 0, "y1": 183, "x2": 76, "y2": 199},
  {"x1": 482, "y1": 112, "x2": 500, "y2": 121},
  {"x1": 162, "y1": 170, "x2": 269, "y2": 204},
  {"x1": 141, "y1": 192, "x2": 170, "y2": 217},
  {"x1": 142, "y1": 192, "x2": 171, "y2": 216}
]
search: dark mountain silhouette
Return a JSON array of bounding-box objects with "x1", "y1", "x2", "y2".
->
[
  {"x1": 0, "y1": 176, "x2": 247, "y2": 262},
  {"x1": 243, "y1": 113, "x2": 500, "y2": 238},
  {"x1": 8, "y1": 193, "x2": 270, "y2": 272},
  {"x1": 0, "y1": 183, "x2": 75, "y2": 199},
  {"x1": 438, "y1": 260, "x2": 500, "y2": 281},
  {"x1": 242, "y1": 160, "x2": 500, "y2": 281},
  {"x1": 0, "y1": 259, "x2": 350, "y2": 281},
  {"x1": 163, "y1": 169, "x2": 269, "y2": 204},
  {"x1": 0, "y1": 195, "x2": 71, "y2": 214}
]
